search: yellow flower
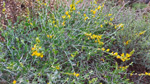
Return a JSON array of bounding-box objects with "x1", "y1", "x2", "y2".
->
[
  {"x1": 54, "y1": 25, "x2": 57, "y2": 27},
  {"x1": 65, "y1": 11, "x2": 69, "y2": 15},
  {"x1": 108, "y1": 14, "x2": 112, "y2": 16},
  {"x1": 104, "y1": 20, "x2": 108, "y2": 24},
  {"x1": 118, "y1": 23, "x2": 124, "y2": 28},
  {"x1": 73, "y1": 7, "x2": 76, "y2": 10},
  {"x1": 121, "y1": 59, "x2": 125, "y2": 62},
  {"x1": 116, "y1": 55, "x2": 121, "y2": 59},
  {"x1": 71, "y1": 54, "x2": 75, "y2": 57},
  {"x1": 68, "y1": 15, "x2": 71, "y2": 19},
  {"x1": 70, "y1": 4, "x2": 75, "y2": 8},
  {"x1": 126, "y1": 53, "x2": 131, "y2": 57},
  {"x1": 30, "y1": 23, "x2": 33, "y2": 26},
  {"x1": 85, "y1": 33, "x2": 92, "y2": 36},
  {"x1": 98, "y1": 41, "x2": 104, "y2": 45},
  {"x1": 98, "y1": 35, "x2": 102, "y2": 39},
  {"x1": 76, "y1": 1, "x2": 80, "y2": 4},
  {"x1": 35, "y1": 52, "x2": 41, "y2": 57},
  {"x1": 139, "y1": 31, "x2": 146, "y2": 36},
  {"x1": 47, "y1": 35, "x2": 53, "y2": 38},
  {"x1": 94, "y1": 0, "x2": 97, "y2": 4},
  {"x1": 53, "y1": 21, "x2": 55, "y2": 24},
  {"x1": 73, "y1": 72, "x2": 76, "y2": 76},
  {"x1": 75, "y1": 73, "x2": 79, "y2": 77},
  {"x1": 97, "y1": 6, "x2": 101, "y2": 10},
  {"x1": 84, "y1": 17, "x2": 89, "y2": 21},
  {"x1": 62, "y1": 21, "x2": 66, "y2": 26},
  {"x1": 36, "y1": 37, "x2": 40, "y2": 43},
  {"x1": 47, "y1": 35, "x2": 50, "y2": 38},
  {"x1": 13, "y1": 80, "x2": 17, "y2": 84},
  {"x1": 31, "y1": 47, "x2": 35, "y2": 51},
  {"x1": 84, "y1": 14, "x2": 86, "y2": 17},
  {"x1": 40, "y1": 54, "x2": 43, "y2": 58},
  {"x1": 115, "y1": 26, "x2": 117, "y2": 29},
  {"x1": 121, "y1": 53, "x2": 124, "y2": 57},
  {"x1": 2, "y1": 8, "x2": 6, "y2": 12},
  {"x1": 92, "y1": 15, "x2": 95, "y2": 18},
  {"x1": 93, "y1": 10, "x2": 97, "y2": 14},
  {"x1": 124, "y1": 40, "x2": 131, "y2": 45},
  {"x1": 56, "y1": 66, "x2": 60, "y2": 70},
  {"x1": 73, "y1": 72, "x2": 79, "y2": 77},
  {"x1": 111, "y1": 52, "x2": 114, "y2": 55},
  {"x1": 110, "y1": 18, "x2": 114, "y2": 21},
  {"x1": 44, "y1": 3, "x2": 47, "y2": 6},
  {"x1": 50, "y1": 35, "x2": 53, "y2": 38},
  {"x1": 32, "y1": 51, "x2": 38, "y2": 56},
  {"x1": 31, "y1": 45, "x2": 36, "y2": 51},
  {"x1": 109, "y1": 22, "x2": 113, "y2": 26},
  {"x1": 62, "y1": 15, "x2": 66, "y2": 19},
  {"x1": 100, "y1": 25, "x2": 103, "y2": 28},
  {"x1": 114, "y1": 52, "x2": 118, "y2": 56},
  {"x1": 102, "y1": 3, "x2": 105, "y2": 7},
  {"x1": 145, "y1": 72, "x2": 148, "y2": 75},
  {"x1": 101, "y1": 47, "x2": 105, "y2": 51},
  {"x1": 100, "y1": 58, "x2": 104, "y2": 62},
  {"x1": 77, "y1": 12, "x2": 81, "y2": 14},
  {"x1": 138, "y1": 73, "x2": 142, "y2": 76},
  {"x1": 106, "y1": 49, "x2": 110, "y2": 52}
]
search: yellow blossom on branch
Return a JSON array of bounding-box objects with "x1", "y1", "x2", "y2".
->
[
  {"x1": 139, "y1": 31, "x2": 146, "y2": 36},
  {"x1": 62, "y1": 15, "x2": 66, "y2": 19},
  {"x1": 84, "y1": 17, "x2": 89, "y2": 21},
  {"x1": 100, "y1": 25, "x2": 103, "y2": 28},
  {"x1": 13, "y1": 80, "x2": 17, "y2": 84},
  {"x1": 108, "y1": 14, "x2": 112, "y2": 16},
  {"x1": 65, "y1": 11, "x2": 69, "y2": 15},
  {"x1": 97, "y1": 6, "x2": 101, "y2": 10},
  {"x1": 62, "y1": 21, "x2": 66, "y2": 26},
  {"x1": 73, "y1": 72, "x2": 79, "y2": 77}
]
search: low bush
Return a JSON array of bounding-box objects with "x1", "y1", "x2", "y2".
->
[{"x1": 0, "y1": 0, "x2": 150, "y2": 83}]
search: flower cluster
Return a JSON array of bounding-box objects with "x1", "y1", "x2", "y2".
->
[
  {"x1": 75, "y1": 0, "x2": 82, "y2": 4},
  {"x1": 136, "y1": 30, "x2": 146, "y2": 36},
  {"x1": 100, "y1": 47, "x2": 134, "y2": 62},
  {"x1": 64, "y1": 72, "x2": 80, "y2": 77},
  {"x1": 85, "y1": 33, "x2": 104, "y2": 45},
  {"x1": 61, "y1": 1, "x2": 80, "y2": 26},
  {"x1": 115, "y1": 23, "x2": 124, "y2": 29},
  {"x1": 52, "y1": 65, "x2": 60, "y2": 70},
  {"x1": 47, "y1": 35, "x2": 54, "y2": 38},
  {"x1": 83, "y1": 14, "x2": 89, "y2": 21},
  {"x1": 90, "y1": 4, "x2": 104, "y2": 18},
  {"x1": 2, "y1": 2, "x2": 6, "y2": 14},
  {"x1": 124, "y1": 40, "x2": 131, "y2": 45},
  {"x1": 111, "y1": 50, "x2": 134, "y2": 62},
  {"x1": 130, "y1": 72, "x2": 150, "y2": 76},
  {"x1": 119, "y1": 66, "x2": 129, "y2": 70},
  {"x1": 31, "y1": 37, "x2": 43, "y2": 58},
  {"x1": 70, "y1": 4, "x2": 76, "y2": 11},
  {"x1": 31, "y1": 44, "x2": 43, "y2": 58},
  {"x1": 73, "y1": 72, "x2": 80, "y2": 77},
  {"x1": 50, "y1": 14, "x2": 59, "y2": 28}
]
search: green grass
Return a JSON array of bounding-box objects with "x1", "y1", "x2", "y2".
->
[{"x1": 0, "y1": 0, "x2": 150, "y2": 84}]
